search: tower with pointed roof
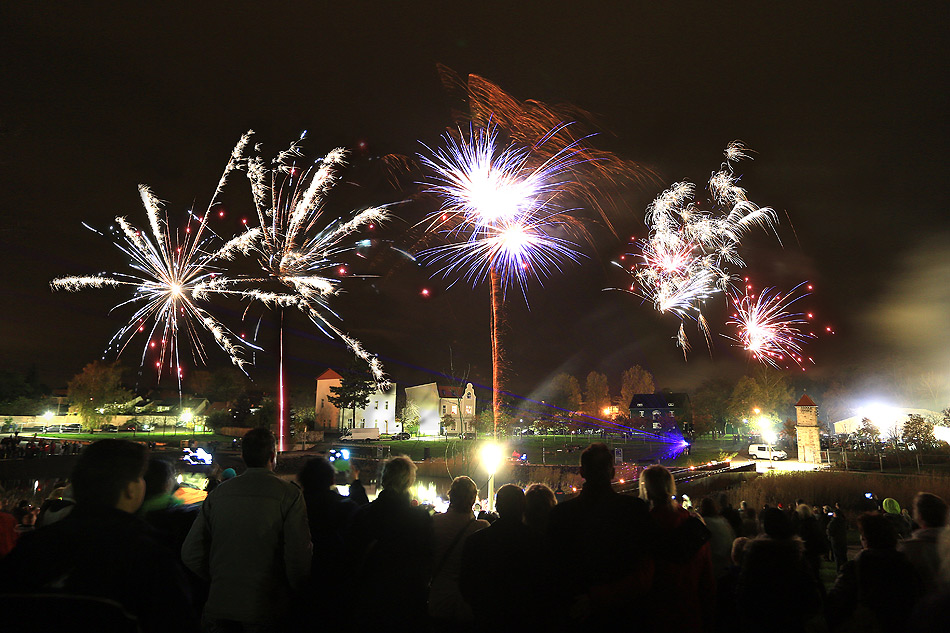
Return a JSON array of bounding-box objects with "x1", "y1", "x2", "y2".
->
[{"x1": 795, "y1": 393, "x2": 821, "y2": 464}]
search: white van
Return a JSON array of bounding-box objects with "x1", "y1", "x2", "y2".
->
[
  {"x1": 340, "y1": 427, "x2": 380, "y2": 442},
  {"x1": 748, "y1": 444, "x2": 788, "y2": 460}
]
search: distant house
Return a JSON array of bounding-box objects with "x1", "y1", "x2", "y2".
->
[
  {"x1": 405, "y1": 382, "x2": 476, "y2": 436},
  {"x1": 314, "y1": 368, "x2": 397, "y2": 433},
  {"x1": 628, "y1": 392, "x2": 692, "y2": 431}
]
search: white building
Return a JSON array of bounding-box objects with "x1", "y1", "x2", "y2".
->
[
  {"x1": 405, "y1": 382, "x2": 476, "y2": 436},
  {"x1": 833, "y1": 406, "x2": 939, "y2": 436},
  {"x1": 315, "y1": 368, "x2": 398, "y2": 433}
]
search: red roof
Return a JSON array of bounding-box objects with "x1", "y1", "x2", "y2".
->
[
  {"x1": 796, "y1": 393, "x2": 817, "y2": 407},
  {"x1": 438, "y1": 385, "x2": 464, "y2": 398},
  {"x1": 317, "y1": 368, "x2": 342, "y2": 381}
]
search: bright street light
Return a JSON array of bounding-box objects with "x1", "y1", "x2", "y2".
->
[{"x1": 481, "y1": 442, "x2": 503, "y2": 512}]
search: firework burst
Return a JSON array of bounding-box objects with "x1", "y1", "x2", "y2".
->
[
  {"x1": 196, "y1": 133, "x2": 390, "y2": 384},
  {"x1": 418, "y1": 123, "x2": 587, "y2": 298},
  {"x1": 613, "y1": 141, "x2": 779, "y2": 355},
  {"x1": 726, "y1": 282, "x2": 816, "y2": 369},
  {"x1": 51, "y1": 133, "x2": 256, "y2": 383}
]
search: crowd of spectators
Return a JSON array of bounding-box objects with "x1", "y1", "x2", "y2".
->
[
  {"x1": 2, "y1": 433, "x2": 950, "y2": 632},
  {"x1": 0, "y1": 434, "x2": 83, "y2": 459}
]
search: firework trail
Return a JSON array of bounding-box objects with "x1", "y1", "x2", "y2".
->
[
  {"x1": 726, "y1": 282, "x2": 816, "y2": 370},
  {"x1": 611, "y1": 141, "x2": 779, "y2": 356},
  {"x1": 50, "y1": 133, "x2": 257, "y2": 384},
  {"x1": 196, "y1": 133, "x2": 390, "y2": 385}
]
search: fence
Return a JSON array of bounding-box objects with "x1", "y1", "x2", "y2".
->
[{"x1": 825, "y1": 449, "x2": 950, "y2": 474}]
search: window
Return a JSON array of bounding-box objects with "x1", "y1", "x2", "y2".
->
[
  {"x1": 375, "y1": 401, "x2": 379, "y2": 410},
  {"x1": 442, "y1": 405, "x2": 446, "y2": 414},
  {"x1": 465, "y1": 406, "x2": 472, "y2": 415},
  {"x1": 451, "y1": 404, "x2": 458, "y2": 415},
  {"x1": 385, "y1": 401, "x2": 389, "y2": 410}
]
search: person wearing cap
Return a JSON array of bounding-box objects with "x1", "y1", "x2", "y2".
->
[{"x1": 883, "y1": 497, "x2": 912, "y2": 539}]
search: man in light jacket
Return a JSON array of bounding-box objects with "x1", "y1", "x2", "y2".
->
[{"x1": 182, "y1": 427, "x2": 311, "y2": 631}]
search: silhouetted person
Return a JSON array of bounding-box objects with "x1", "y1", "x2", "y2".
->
[
  {"x1": 699, "y1": 496, "x2": 736, "y2": 581},
  {"x1": 182, "y1": 428, "x2": 311, "y2": 632},
  {"x1": 429, "y1": 476, "x2": 489, "y2": 630},
  {"x1": 828, "y1": 505, "x2": 849, "y2": 572},
  {"x1": 714, "y1": 537, "x2": 749, "y2": 633},
  {"x1": 347, "y1": 455, "x2": 433, "y2": 629},
  {"x1": 548, "y1": 443, "x2": 654, "y2": 628},
  {"x1": 738, "y1": 508, "x2": 822, "y2": 633},
  {"x1": 140, "y1": 458, "x2": 200, "y2": 550},
  {"x1": 796, "y1": 502, "x2": 829, "y2": 580},
  {"x1": 898, "y1": 492, "x2": 947, "y2": 594},
  {"x1": 296, "y1": 456, "x2": 360, "y2": 614},
  {"x1": 0, "y1": 439, "x2": 196, "y2": 632},
  {"x1": 460, "y1": 484, "x2": 545, "y2": 632},
  {"x1": 827, "y1": 512, "x2": 923, "y2": 632},
  {"x1": 640, "y1": 465, "x2": 714, "y2": 633},
  {"x1": 718, "y1": 493, "x2": 743, "y2": 537},
  {"x1": 524, "y1": 483, "x2": 556, "y2": 536}
]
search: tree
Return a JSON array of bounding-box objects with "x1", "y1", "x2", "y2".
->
[
  {"x1": 541, "y1": 373, "x2": 582, "y2": 416},
  {"x1": 67, "y1": 361, "x2": 131, "y2": 429},
  {"x1": 400, "y1": 402, "x2": 420, "y2": 435},
  {"x1": 855, "y1": 417, "x2": 881, "y2": 446},
  {"x1": 584, "y1": 371, "x2": 610, "y2": 418},
  {"x1": 620, "y1": 365, "x2": 656, "y2": 416},
  {"x1": 208, "y1": 368, "x2": 250, "y2": 403},
  {"x1": 691, "y1": 377, "x2": 734, "y2": 434},
  {"x1": 901, "y1": 414, "x2": 935, "y2": 448},
  {"x1": 327, "y1": 362, "x2": 375, "y2": 429},
  {"x1": 781, "y1": 418, "x2": 798, "y2": 445},
  {"x1": 727, "y1": 368, "x2": 793, "y2": 425}
]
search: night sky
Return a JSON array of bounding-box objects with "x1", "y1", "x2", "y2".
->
[{"x1": 2, "y1": 3, "x2": 947, "y2": 405}]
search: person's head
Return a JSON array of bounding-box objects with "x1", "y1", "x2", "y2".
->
[
  {"x1": 381, "y1": 455, "x2": 416, "y2": 494},
  {"x1": 761, "y1": 507, "x2": 794, "y2": 539},
  {"x1": 298, "y1": 456, "x2": 336, "y2": 492},
  {"x1": 639, "y1": 465, "x2": 675, "y2": 508},
  {"x1": 882, "y1": 497, "x2": 901, "y2": 515},
  {"x1": 71, "y1": 439, "x2": 148, "y2": 513},
  {"x1": 731, "y1": 537, "x2": 750, "y2": 566},
  {"x1": 740, "y1": 500, "x2": 749, "y2": 511},
  {"x1": 448, "y1": 476, "x2": 478, "y2": 512},
  {"x1": 242, "y1": 428, "x2": 277, "y2": 469},
  {"x1": 143, "y1": 458, "x2": 175, "y2": 499},
  {"x1": 580, "y1": 443, "x2": 614, "y2": 485},
  {"x1": 912, "y1": 492, "x2": 948, "y2": 529},
  {"x1": 796, "y1": 503, "x2": 814, "y2": 520},
  {"x1": 495, "y1": 484, "x2": 525, "y2": 520},
  {"x1": 699, "y1": 497, "x2": 719, "y2": 518},
  {"x1": 718, "y1": 493, "x2": 731, "y2": 510},
  {"x1": 221, "y1": 468, "x2": 236, "y2": 481},
  {"x1": 857, "y1": 512, "x2": 898, "y2": 549},
  {"x1": 524, "y1": 483, "x2": 556, "y2": 530}
]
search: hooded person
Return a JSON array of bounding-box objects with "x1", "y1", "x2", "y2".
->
[{"x1": 883, "y1": 497, "x2": 912, "y2": 539}]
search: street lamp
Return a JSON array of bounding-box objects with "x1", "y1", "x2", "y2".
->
[
  {"x1": 481, "y1": 442, "x2": 503, "y2": 513},
  {"x1": 762, "y1": 429, "x2": 777, "y2": 465}
]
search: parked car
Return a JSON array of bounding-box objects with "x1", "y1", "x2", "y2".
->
[
  {"x1": 101, "y1": 424, "x2": 118, "y2": 433},
  {"x1": 389, "y1": 432, "x2": 411, "y2": 441},
  {"x1": 121, "y1": 422, "x2": 153, "y2": 432},
  {"x1": 748, "y1": 444, "x2": 788, "y2": 460},
  {"x1": 461, "y1": 432, "x2": 476, "y2": 440},
  {"x1": 340, "y1": 427, "x2": 380, "y2": 442}
]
